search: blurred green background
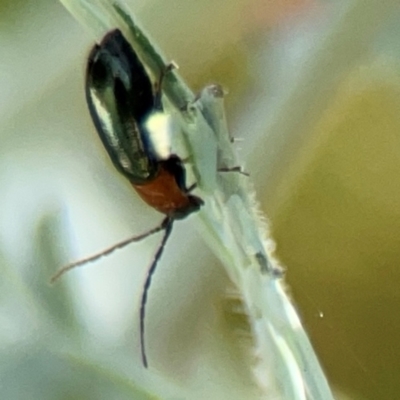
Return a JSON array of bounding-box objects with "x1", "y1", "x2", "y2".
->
[{"x1": 1, "y1": 0, "x2": 400, "y2": 399}]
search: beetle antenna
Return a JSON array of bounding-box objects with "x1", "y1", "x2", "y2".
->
[
  {"x1": 140, "y1": 217, "x2": 174, "y2": 368},
  {"x1": 50, "y1": 217, "x2": 171, "y2": 284}
]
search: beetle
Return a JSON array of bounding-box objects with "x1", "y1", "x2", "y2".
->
[{"x1": 51, "y1": 29, "x2": 203, "y2": 368}]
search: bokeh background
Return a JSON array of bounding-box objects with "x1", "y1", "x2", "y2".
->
[{"x1": 1, "y1": 0, "x2": 400, "y2": 399}]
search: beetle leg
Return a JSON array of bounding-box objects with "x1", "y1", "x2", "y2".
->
[
  {"x1": 186, "y1": 182, "x2": 198, "y2": 193},
  {"x1": 218, "y1": 166, "x2": 249, "y2": 177},
  {"x1": 154, "y1": 61, "x2": 178, "y2": 110}
]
